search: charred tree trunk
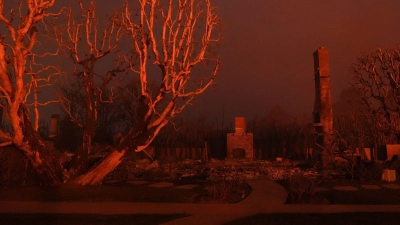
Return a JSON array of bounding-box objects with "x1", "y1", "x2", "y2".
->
[
  {"x1": 75, "y1": 149, "x2": 126, "y2": 186},
  {"x1": 19, "y1": 107, "x2": 64, "y2": 187},
  {"x1": 70, "y1": 111, "x2": 95, "y2": 175},
  {"x1": 0, "y1": 0, "x2": 63, "y2": 187},
  {"x1": 70, "y1": 132, "x2": 90, "y2": 175},
  {"x1": 76, "y1": 118, "x2": 151, "y2": 185},
  {"x1": 70, "y1": 59, "x2": 97, "y2": 175}
]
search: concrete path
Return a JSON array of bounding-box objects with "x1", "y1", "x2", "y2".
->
[
  {"x1": 1, "y1": 178, "x2": 400, "y2": 225},
  {"x1": 162, "y1": 179, "x2": 288, "y2": 225}
]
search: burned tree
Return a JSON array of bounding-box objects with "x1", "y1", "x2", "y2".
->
[
  {"x1": 351, "y1": 47, "x2": 400, "y2": 145},
  {"x1": 77, "y1": 0, "x2": 220, "y2": 185},
  {"x1": 333, "y1": 88, "x2": 374, "y2": 154},
  {"x1": 54, "y1": 0, "x2": 128, "y2": 175},
  {"x1": 0, "y1": 0, "x2": 63, "y2": 186}
]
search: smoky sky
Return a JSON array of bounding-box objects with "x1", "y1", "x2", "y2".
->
[
  {"x1": 33, "y1": 0, "x2": 400, "y2": 124},
  {"x1": 184, "y1": 0, "x2": 400, "y2": 123}
]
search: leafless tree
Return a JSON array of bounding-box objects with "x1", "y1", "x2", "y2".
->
[
  {"x1": 53, "y1": 0, "x2": 129, "y2": 175},
  {"x1": 333, "y1": 88, "x2": 374, "y2": 152},
  {"x1": 0, "y1": 0, "x2": 64, "y2": 186},
  {"x1": 351, "y1": 47, "x2": 400, "y2": 144},
  {"x1": 77, "y1": 0, "x2": 220, "y2": 185}
]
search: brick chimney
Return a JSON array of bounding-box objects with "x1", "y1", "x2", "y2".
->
[
  {"x1": 227, "y1": 117, "x2": 254, "y2": 160},
  {"x1": 235, "y1": 117, "x2": 246, "y2": 134},
  {"x1": 313, "y1": 47, "x2": 333, "y2": 167}
]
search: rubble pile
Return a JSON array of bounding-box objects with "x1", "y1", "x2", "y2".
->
[
  {"x1": 104, "y1": 155, "x2": 331, "y2": 184},
  {"x1": 63, "y1": 145, "x2": 351, "y2": 184}
]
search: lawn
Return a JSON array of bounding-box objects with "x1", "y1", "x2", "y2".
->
[
  {"x1": 277, "y1": 178, "x2": 400, "y2": 205},
  {"x1": 317, "y1": 180, "x2": 400, "y2": 205}
]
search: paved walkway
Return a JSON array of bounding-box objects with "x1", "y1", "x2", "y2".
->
[{"x1": 1, "y1": 178, "x2": 400, "y2": 225}]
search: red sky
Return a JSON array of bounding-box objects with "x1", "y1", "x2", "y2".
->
[
  {"x1": 23, "y1": 0, "x2": 400, "y2": 124},
  {"x1": 185, "y1": 0, "x2": 400, "y2": 123}
]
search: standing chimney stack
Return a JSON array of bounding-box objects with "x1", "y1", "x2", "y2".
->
[
  {"x1": 313, "y1": 47, "x2": 334, "y2": 168},
  {"x1": 227, "y1": 117, "x2": 254, "y2": 159},
  {"x1": 235, "y1": 117, "x2": 246, "y2": 134}
]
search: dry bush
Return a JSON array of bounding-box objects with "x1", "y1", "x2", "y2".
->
[
  {"x1": 204, "y1": 179, "x2": 231, "y2": 201},
  {"x1": 287, "y1": 173, "x2": 316, "y2": 203},
  {"x1": 204, "y1": 173, "x2": 247, "y2": 202}
]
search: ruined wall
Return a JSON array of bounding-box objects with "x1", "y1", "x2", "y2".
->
[{"x1": 313, "y1": 47, "x2": 333, "y2": 166}]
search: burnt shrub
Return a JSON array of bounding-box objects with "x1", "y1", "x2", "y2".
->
[
  {"x1": 287, "y1": 173, "x2": 316, "y2": 203},
  {"x1": 204, "y1": 173, "x2": 249, "y2": 203}
]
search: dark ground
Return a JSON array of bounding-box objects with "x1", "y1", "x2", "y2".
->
[
  {"x1": 223, "y1": 213, "x2": 400, "y2": 225},
  {"x1": 0, "y1": 214, "x2": 189, "y2": 225}
]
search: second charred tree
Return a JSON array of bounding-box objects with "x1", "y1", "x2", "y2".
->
[{"x1": 313, "y1": 47, "x2": 334, "y2": 168}]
